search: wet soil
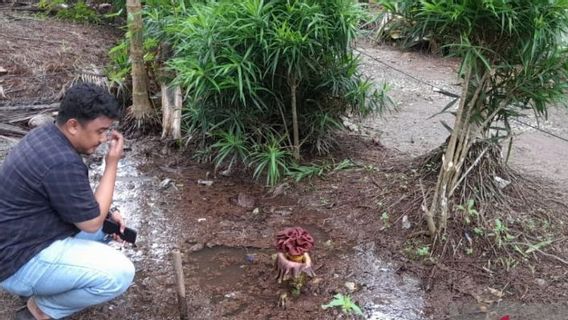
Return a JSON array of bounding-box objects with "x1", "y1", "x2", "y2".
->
[
  {"x1": 109, "y1": 137, "x2": 428, "y2": 320},
  {"x1": 2, "y1": 10, "x2": 568, "y2": 320}
]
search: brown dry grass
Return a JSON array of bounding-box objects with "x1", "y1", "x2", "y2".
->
[{"x1": 0, "y1": 9, "x2": 120, "y2": 106}]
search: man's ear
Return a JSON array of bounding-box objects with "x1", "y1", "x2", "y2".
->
[{"x1": 66, "y1": 119, "x2": 81, "y2": 136}]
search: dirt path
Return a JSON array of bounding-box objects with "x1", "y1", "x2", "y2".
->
[{"x1": 356, "y1": 41, "x2": 568, "y2": 190}]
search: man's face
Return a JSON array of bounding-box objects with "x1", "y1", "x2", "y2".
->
[{"x1": 73, "y1": 116, "x2": 114, "y2": 155}]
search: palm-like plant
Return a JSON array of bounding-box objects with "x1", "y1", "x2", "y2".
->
[
  {"x1": 380, "y1": 0, "x2": 568, "y2": 235},
  {"x1": 138, "y1": 0, "x2": 390, "y2": 184},
  {"x1": 251, "y1": 133, "x2": 292, "y2": 186},
  {"x1": 211, "y1": 130, "x2": 250, "y2": 172}
]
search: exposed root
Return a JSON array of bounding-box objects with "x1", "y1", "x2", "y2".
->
[
  {"x1": 380, "y1": 141, "x2": 568, "y2": 278},
  {"x1": 121, "y1": 105, "x2": 161, "y2": 137}
]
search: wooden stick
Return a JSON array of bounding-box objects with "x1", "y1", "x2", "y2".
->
[{"x1": 172, "y1": 250, "x2": 188, "y2": 320}]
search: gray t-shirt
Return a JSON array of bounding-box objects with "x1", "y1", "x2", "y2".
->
[{"x1": 0, "y1": 123, "x2": 100, "y2": 281}]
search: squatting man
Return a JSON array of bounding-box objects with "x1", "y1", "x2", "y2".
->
[{"x1": 0, "y1": 83, "x2": 135, "y2": 320}]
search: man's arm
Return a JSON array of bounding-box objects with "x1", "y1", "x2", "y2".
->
[{"x1": 75, "y1": 130, "x2": 124, "y2": 232}]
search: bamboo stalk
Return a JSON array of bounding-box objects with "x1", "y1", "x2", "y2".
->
[{"x1": 290, "y1": 77, "x2": 300, "y2": 160}]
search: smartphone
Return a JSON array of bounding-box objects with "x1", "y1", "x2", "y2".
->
[{"x1": 103, "y1": 219, "x2": 137, "y2": 244}]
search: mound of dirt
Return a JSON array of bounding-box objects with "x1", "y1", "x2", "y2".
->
[{"x1": 0, "y1": 9, "x2": 120, "y2": 106}]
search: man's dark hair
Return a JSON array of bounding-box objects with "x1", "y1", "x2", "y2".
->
[{"x1": 56, "y1": 83, "x2": 121, "y2": 125}]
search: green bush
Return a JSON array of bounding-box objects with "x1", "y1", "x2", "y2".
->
[
  {"x1": 133, "y1": 0, "x2": 391, "y2": 185},
  {"x1": 39, "y1": 0, "x2": 101, "y2": 23}
]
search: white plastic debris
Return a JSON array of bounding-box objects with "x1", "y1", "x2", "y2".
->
[
  {"x1": 197, "y1": 179, "x2": 214, "y2": 186},
  {"x1": 402, "y1": 215, "x2": 411, "y2": 229},
  {"x1": 494, "y1": 176, "x2": 511, "y2": 189}
]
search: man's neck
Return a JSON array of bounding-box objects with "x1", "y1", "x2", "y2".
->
[{"x1": 55, "y1": 123, "x2": 80, "y2": 152}]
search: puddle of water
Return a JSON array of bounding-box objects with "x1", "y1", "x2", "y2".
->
[
  {"x1": 188, "y1": 245, "x2": 270, "y2": 288},
  {"x1": 349, "y1": 242, "x2": 427, "y2": 320}
]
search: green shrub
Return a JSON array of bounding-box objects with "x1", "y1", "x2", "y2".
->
[
  {"x1": 110, "y1": 0, "x2": 391, "y2": 185},
  {"x1": 39, "y1": 0, "x2": 100, "y2": 23}
]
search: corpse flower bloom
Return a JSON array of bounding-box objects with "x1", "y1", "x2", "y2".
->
[{"x1": 275, "y1": 227, "x2": 315, "y2": 256}]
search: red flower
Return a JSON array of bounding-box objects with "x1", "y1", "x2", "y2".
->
[
  {"x1": 500, "y1": 316, "x2": 510, "y2": 320},
  {"x1": 275, "y1": 227, "x2": 315, "y2": 256}
]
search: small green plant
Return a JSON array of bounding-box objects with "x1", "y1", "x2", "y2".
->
[
  {"x1": 363, "y1": 164, "x2": 378, "y2": 172},
  {"x1": 380, "y1": 211, "x2": 390, "y2": 229},
  {"x1": 473, "y1": 227, "x2": 484, "y2": 236},
  {"x1": 211, "y1": 130, "x2": 249, "y2": 172},
  {"x1": 40, "y1": 0, "x2": 101, "y2": 23},
  {"x1": 106, "y1": 36, "x2": 159, "y2": 94},
  {"x1": 332, "y1": 159, "x2": 357, "y2": 172},
  {"x1": 286, "y1": 159, "x2": 356, "y2": 182},
  {"x1": 57, "y1": 1, "x2": 100, "y2": 23},
  {"x1": 38, "y1": 0, "x2": 64, "y2": 11},
  {"x1": 192, "y1": 145, "x2": 213, "y2": 164},
  {"x1": 491, "y1": 218, "x2": 515, "y2": 248},
  {"x1": 415, "y1": 246, "x2": 430, "y2": 257},
  {"x1": 250, "y1": 134, "x2": 292, "y2": 186},
  {"x1": 322, "y1": 293, "x2": 364, "y2": 317},
  {"x1": 456, "y1": 199, "x2": 479, "y2": 225},
  {"x1": 106, "y1": 40, "x2": 130, "y2": 95},
  {"x1": 403, "y1": 240, "x2": 431, "y2": 260},
  {"x1": 287, "y1": 163, "x2": 327, "y2": 182}
]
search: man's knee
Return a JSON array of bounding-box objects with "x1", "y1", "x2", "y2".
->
[{"x1": 103, "y1": 256, "x2": 135, "y2": 296}]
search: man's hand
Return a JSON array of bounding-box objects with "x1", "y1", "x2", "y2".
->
[
  {"x1": 105, "y1": 130, "x2": 124, "y2": 165},
  {"x1": 109, "y1": 208, "x2": 126, "y2": 241}
]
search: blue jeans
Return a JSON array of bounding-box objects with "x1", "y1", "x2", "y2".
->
[{"x1": 0, "y1": 229, "x2": 135, "y2": 319}]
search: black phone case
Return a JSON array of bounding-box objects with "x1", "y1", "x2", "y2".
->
[{"x1": 103, "y1": 219, "x2": 137, "y2": 244}]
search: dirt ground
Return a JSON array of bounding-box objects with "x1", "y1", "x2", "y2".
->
[
  {"x1": 0, "y1": 8, "x2": 119, "y2": 106},
  {"x1": 2, "y1": 8, "x2": 568, "y2": 320}
]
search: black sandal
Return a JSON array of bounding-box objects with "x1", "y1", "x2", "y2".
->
[{"x1": 14, "y1": 307, "x2": 36, "y2": 320}]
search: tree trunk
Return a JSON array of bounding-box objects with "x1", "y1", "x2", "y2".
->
[
  {"x1": 126, "y1": 0, "x2": 153, "y2": 124},
  {"x1": 426, "y1": 70, "x2": 489, "y2": 236},
  {"x1": 161, "y1": 83, "x2": 182, "y2": 140},
  {"x1": 290, "y1": 77, "x2": 300, "y2": 160}
]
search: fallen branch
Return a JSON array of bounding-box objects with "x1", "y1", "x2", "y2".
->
[
  {"x1": 0, "y1": 33, "x2": 66, "y2": 45},
  {"x1": 0, "y1": 6, "x2": 42, "y2": 12},
  {"x1": 0, "y1": 123, "x2": 27, "y2": 136},
  {"x1": 0, "y1": 135, "x2": 20, "y2": 143},
  {"x1": 4, "y1": 110, "x2": 57, "y2": 124},
  {"x1": 0, "y1": 103, "x2": 59, "y2": 112},
  {"x1": 536, "y1": 248, "x2": 568, "y2": 266}
]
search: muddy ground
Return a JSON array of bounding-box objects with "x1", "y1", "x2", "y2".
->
[{"x1": 2, "y1": 8, "x2": 568, "y2": 320}]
